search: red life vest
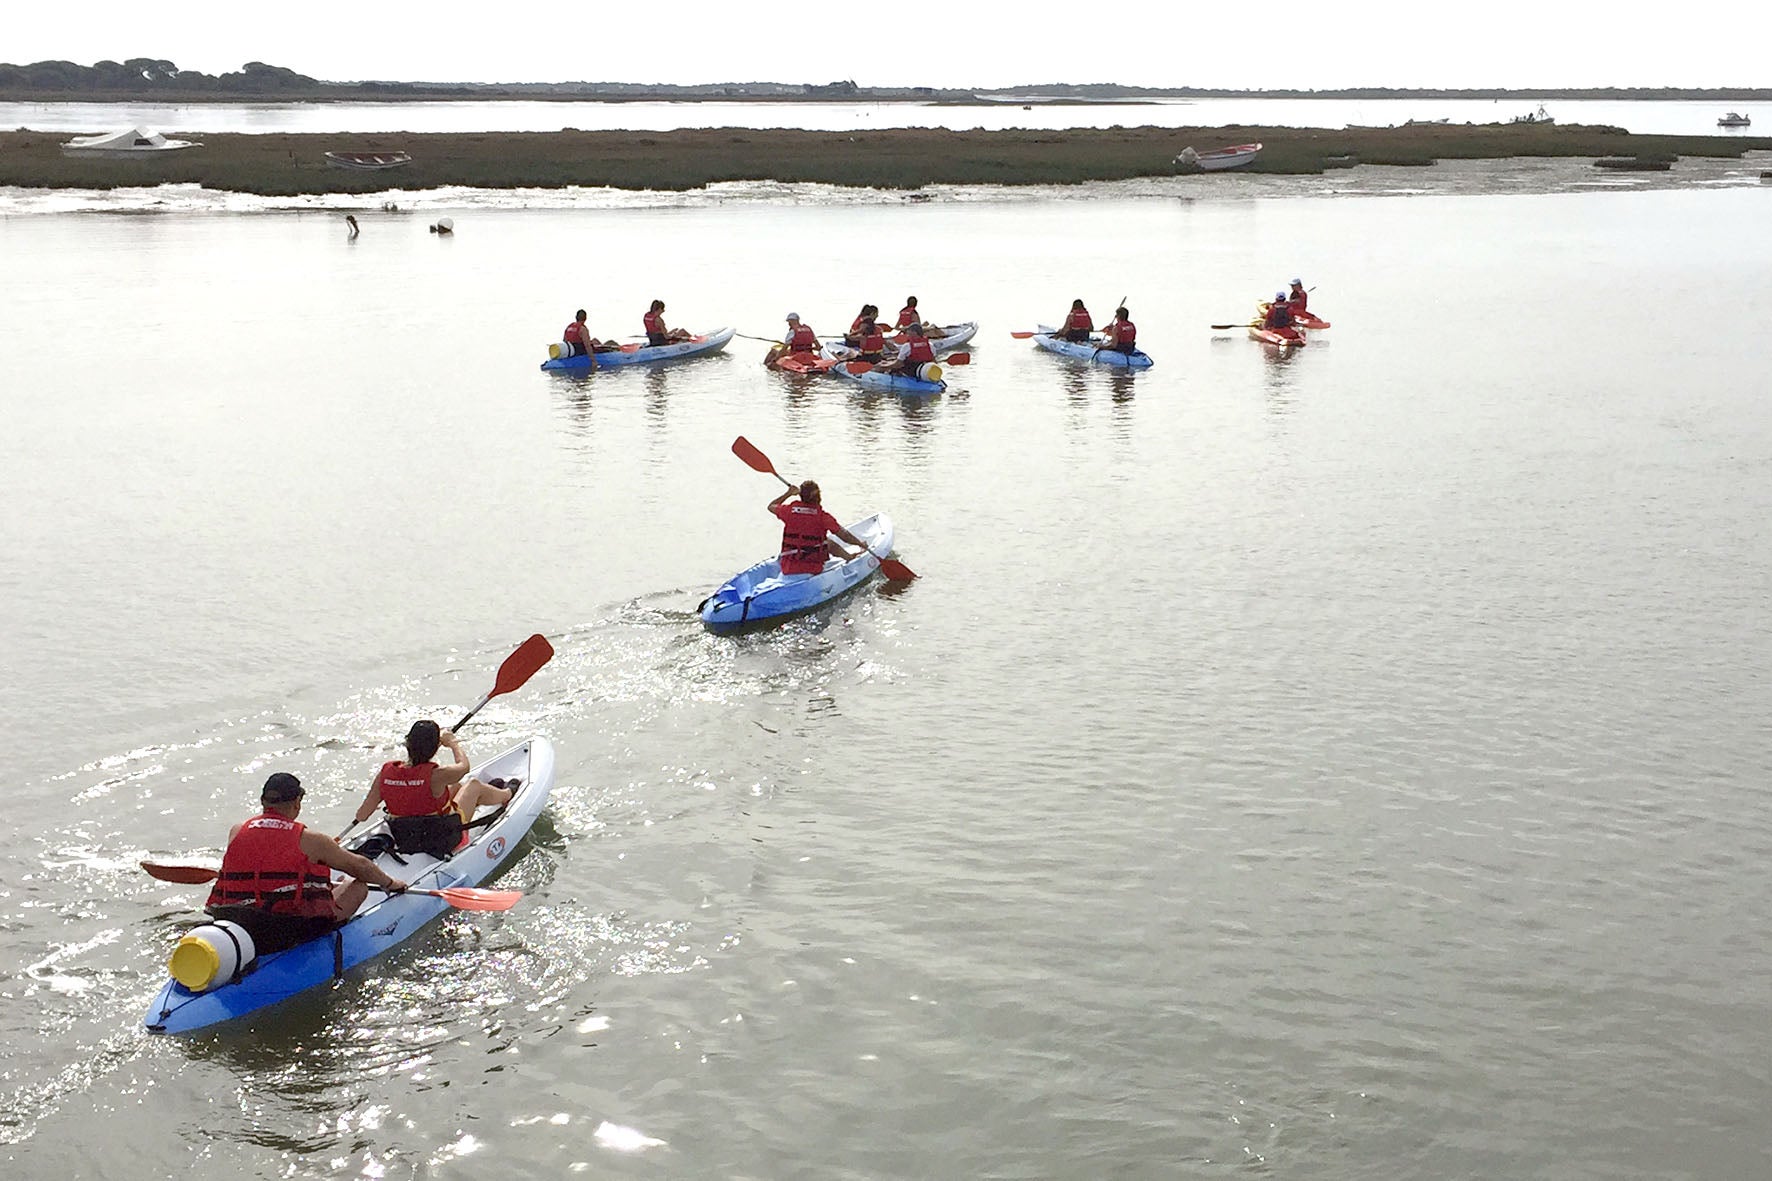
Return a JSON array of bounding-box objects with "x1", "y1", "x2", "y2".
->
[
  {"x1": 858, "y1": 324, "x2": 884, "y2": 354},
  {"x1": 376, "y1": 760, "x2": 450, "y2": 817},
  {"x1": 206, "y1": 813, "x2": 335, "y2": 916},
  {"x1": 903, "y1": 338, "x2": 936, "y2": 364},
  {"x1": 1065, "y1": 308, "x2": 1093, "y2": 333},
  {"x1": 1264, "y1": 303, "x2": 1292, "y2": 329},
  {"x1": 1108, "y1": 319, "x2": 1136, "y2": 346},
  {"x1": 897, "y1": 306, "x2": 918, "y2": 327},
  {"x1": 786, "y1": 324, "x2": 819, "y2": 351},
  {"x1": 643, "y1": 310, "x2": 665, "y2": 336},
  {"x1": 849, "y1": 314, "x2": 868, "y2": 336},
  {"x1": 1288, "y1": 288, "x2": 1308, "y2": 311},
  {"x1": 563, "y1": 321, "x2": 587, "y2": 345},
  {"x1": 776, "y1": 502, "x2": 834, "y2": 575}
]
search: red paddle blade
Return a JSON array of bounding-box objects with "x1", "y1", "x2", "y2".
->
[
  {"x1": 877, "y1": 557, "x2": 917, "y2": 581},
  {"x1": 732, "y1": 436, "x2": 778, "y2": 476},
  {"x1": 843, "y1": 361, "x2": 875, "y2": 375},
  {"x1": 1010, "y1": 331, "x2": 1039, "y2": 339},
  {"x1": 425, "y1": 886, "x2": 523, "y2": 911},
  {"x1": 492, "y1": 634, "x2": 554, "y2": 698},
  {"x1": 942, "y1": 353, "x2": 971, "y2": 365},
  {"x1": 142, "y1": 861, "x2": 220, "y2": 884}
]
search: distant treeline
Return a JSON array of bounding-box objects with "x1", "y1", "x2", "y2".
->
[{"x1": 3, "y1": 60, "x2": 1769, "y2": 103}]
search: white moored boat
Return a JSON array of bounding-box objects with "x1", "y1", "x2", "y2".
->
[
  {"x1": 1175, "y1": 143, "x2": 1262, "y2": 173},
  {"x1": 60, "y1": 127, "x2": 201, "y2": 158}
]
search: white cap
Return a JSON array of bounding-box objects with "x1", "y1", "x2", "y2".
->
[
  {"x1": 785, "y1": 312, "x2": 800, "y2": 321},
  {"x1": 1276, "y1": 292, "x2": 1288, "y2": 301},
  {"x1": 1291, "y1": 278, "x2": 1303, "y2": 285}
]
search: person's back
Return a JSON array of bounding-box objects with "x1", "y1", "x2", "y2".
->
[
  {"x1": 1062, "y1": 300, "x2": 1093, "y2": 342},
  {"x1": 1264, "y1": 296, "x2": 1293, "y2": 330},
  {"x1": 775, "y1": 499, "x2": 839, "y2": 575},
  {"x1": 1106, "y1": 308, "x2": 1137, "y2": 353}
]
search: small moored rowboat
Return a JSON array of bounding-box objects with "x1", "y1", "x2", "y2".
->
[
  {"x1": 325, "y1": 150, "x2": 413, "y2": 170},
  {"x1": 700, "y1": 514, "x2": 895, "y2": 634},
  {"x1": 1175, "y1": 143, "x2": 1262, "y2": 173},
  {"x1": 144, "y1": 737, "x2": 555, "y2": 1035},
  {"x1": 541, "y1": 326, "x2": 735, "y2": 371}
]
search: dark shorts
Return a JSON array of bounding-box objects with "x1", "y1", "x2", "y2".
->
[
  {"x1": 647, "y1": 333, "x2": 669, "y2": 347},
  {"x1": 206, "y1": 905, "x2": 340, "y2": 956},
  {"x1": 1062, "y1": 330, "x2": 1092, "y2": 342},
  {"x1": 565, "y1": 340, "x2": 588, "y2": 357}
]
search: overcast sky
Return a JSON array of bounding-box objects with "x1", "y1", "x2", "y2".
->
[{"x1": 6, "y1": 1, "x2": 1770, "y2": 91}]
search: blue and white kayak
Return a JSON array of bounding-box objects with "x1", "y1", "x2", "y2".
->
[
  {"x1": 700, "y1": 513, "x2": 894, "y2": 635},
  {"x1": 1032, "y1": 324, "x2": 1154, "y2": 369},
  {"x1": 540, "y1": 326, "x2": 734, "y2": 371},
  {"x1": 144, "y1": 737, "x2": 555, "y2": 1035},
  {"x1": 832, "y1": 363, "x2": 946, "y2": 396}
]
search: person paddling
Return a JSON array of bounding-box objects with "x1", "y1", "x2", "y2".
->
[
  {"x1": 205, "y1": 773, "x2": 407, "y2": 954},
  {"x1": 878, "y1": 321, "x2": 938, "y2": 376},
  {"x1": 1262, "y1": 293, "x2": 1296, "y2": 332},
  {"x1": 1101, "y1": 306, "x2": 1138, "y2": 356},
  {"x1": 769, "y1": 480, "x2": 873, "y2": 574},
  {"x1": 563, "y1": 309, "x2": 615, "y2": 370},
  {"x1": 644, "y1": 300, "x2": 693, "y2": 346},
  {"x1": 843, "y1": 304, "x2": 880, "y2": 347},
  {"x1": 353, "y1": 721, "x2": 512, "y2": 831},
  {"x1": 849, "y1": 310, "x2": 887, "y2": 363},
  {"x1": 1286, "y1": 278, "x2": 1308, "y2": 313},
  {"x1": 764, "y1": 312, "x2": 822, "y2": 369},
  {"x1": 1059, "y1": 299, "x2": 1094, "y2": 343}
]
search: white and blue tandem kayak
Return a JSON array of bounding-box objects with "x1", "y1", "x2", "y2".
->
[
  {"x1": 1032, "y1": 324, "x2": 1154, "y2": 369},
  {"x1": 540, "y1": 326, "x2": 734, "y2": 371},
  {"x1": 699, "y1": 513, "x2": 894, "y2": 635},
  {"x1": 144, "y1": 737, "x2": 556, "y2": 1035}
]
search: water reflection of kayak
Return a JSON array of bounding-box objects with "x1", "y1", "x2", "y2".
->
[
  {"x1": 540, "y1": 326, "x2": 734, "y2": 370},
  {"x1": 699, "y1": 513, "x2": 895, "y2": 635},
  {"x1": 144, "y1": 738, "x2": 555, "y2": 1035}
]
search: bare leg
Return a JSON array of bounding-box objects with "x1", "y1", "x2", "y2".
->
[
  {"x1": 453, "y1": 776, "x2": 512, "y2": 823},
  {"x1": 334, "y1": 879, "x2": 370, "y2": 919}
]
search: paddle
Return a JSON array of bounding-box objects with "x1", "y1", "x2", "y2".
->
[
  {"x1": 138, "y1": 860, "x2": 522, "y2": 911},
  {"x1": 729, "y1": 437, "x2": 917, "y2": 581},
  {"x1": 452, "y1": 633, "x2": 555, "y2": 732},
  {"x1": 735, "y1": 332, "x2": 786, "y2": 344},
  {"x1": 1010, "y1": 331, "x2": 1042, "y2": 339},
  {"x1": 1211, "y1": 322, "x2": 1261, "y2": 330}
]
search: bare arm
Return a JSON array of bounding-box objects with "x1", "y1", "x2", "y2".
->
[
  {"x1": 300, "y1": 829, "x2": 405, "y2": 890},
  {"x1": 832, "y1": 526, "x2": 871, "y2": 556},
  {"x1": 770, "y1": 487, "x2": 796, "y2": 511},
  {"x1": 353, "y1": 775, "x2": 384, "y2": 824},
  {"x1": 431, "y1": 730, "x2": 471, "y2": 793}
]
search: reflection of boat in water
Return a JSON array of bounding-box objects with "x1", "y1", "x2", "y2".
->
[
  {"x1": 1510, "y1": 105, "x2": 1554, "y2": 125},
  {"x1": 1594, "y1": 157, "x2": 1672, "y2": 171},
  {"x1": 1717, "y1": 112, "x2": 1752, "y2": 128}
]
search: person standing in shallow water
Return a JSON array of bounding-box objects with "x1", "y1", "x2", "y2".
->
[{"x1": 769, "y1": 480, "x2": 874, "y2": 575}]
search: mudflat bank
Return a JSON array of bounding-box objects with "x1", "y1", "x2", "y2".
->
[{"x1": 4, "y1": 124, "x2": 1766, "y2": 195}]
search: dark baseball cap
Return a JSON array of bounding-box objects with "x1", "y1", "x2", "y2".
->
[{"x1": 261, "y1": 772, "x2": 305, "y2": 804}]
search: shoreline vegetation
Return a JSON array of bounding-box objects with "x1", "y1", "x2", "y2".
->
[
  {"x1": 4, "y1": 125, "x2": 1769, "y2": 195},
  {"x1": 5, "y1": 59, "x2": 1772, "y2": 104}
]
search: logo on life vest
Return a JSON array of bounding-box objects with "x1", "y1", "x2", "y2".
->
[
  {"x1": 371, "y1": 920, "x2": 399, "y2": 938},
  {"x1": 486, "y1": 837, "x2": 507, "y2": 860}
]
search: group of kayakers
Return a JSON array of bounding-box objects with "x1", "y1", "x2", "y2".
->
[
  {"x1": 561, "y1": 300, "x2": 693, "y2": 370},
  {"x1": 1258, "y1": 278, "x2": 1312, "y2": 340},
  {"x1": 206, "y1": 720, "x2": 516, "y2": 953},
  {"x1": 761, "y1": 296, "x2": 940, "y2": 376},
  {"x1": 1056, "y1": 300, "x2": 1138, "y2": 354}
]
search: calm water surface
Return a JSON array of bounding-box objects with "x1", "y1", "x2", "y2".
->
[
  {"x1": 3, "y1": 96, "x2": 1769, "y2": 136},
  {"x1": 2, "y1": 185, "x2": 1772, "y2": 1178}
]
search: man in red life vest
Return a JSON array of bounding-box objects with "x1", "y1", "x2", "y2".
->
[
  {"x1": 1060, "y1": 299, "x2": 1094, "y2": 343},
  {"x1": 206, "y1": 772, "x2": 406, "y2": 951},
  {"x1": 769, "y1": 480, "x2": 875, "y2": 575},
  {"x1": 1263, "y1": 293, "x2": 1295, "y2": 331},
  {"x1": 1286, "y1": 279, "x2": 1308, "y2": 312},
  {"x1": 1102, "y1": 306, "x2": 1138, "y2": 355},
  {"x1": 765, "y1": 312, "x2": 823, "y2": 369},
  {"x1": 563, "y1": 309, "x2": 615, "y2": 370},
  {"x1": 643, "y1": 300, "x2": 693, "y2": 346},
  {"x1": 878, "y1": 321, "x2": 938, "y2": 375}
]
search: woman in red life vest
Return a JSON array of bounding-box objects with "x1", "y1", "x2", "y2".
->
[
  {"x1": 206, "y1": 772, "x2": 406, "y2": 950},
  {"x1": 353, "y1": 720, "x2": 512, "y2": 827},
  {"x1": 1103, "y1": 306, "x2": 1137, "y2": 354},
  {"x1": 879, "y1": 321, "x2": 938, "y2": 375},
  {"x1": 1286, "y1": 279, "x2": 1308, "y2": 312},
  {"x1": 851, "y1": 313, "x2": 886, "y2": 362},
  {"x1": 769, "y1": 480, "x2": 874, "y2": 575},
  {"x1": 844, "y1": 304, "x2": 880, "y2": 347},
  {"x1": 1060, "y1": 299, "x2": 1094, "y2": 343},
  {"x1": 896, "y1": 296, "x2": 925, "y2": 331},
  {"x1": 765, "y1": 312, "x2": 822, "y2": 369},
  {"x1": 643, "y1": 300, "x2": 693, "y2": 347}
]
